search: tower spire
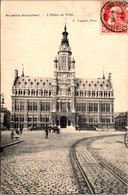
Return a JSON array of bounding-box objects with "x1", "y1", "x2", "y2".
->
[
  {"x1": 22, "y1": 64, "x2": 24, "y2": 77},
  {"x1": 61, "y1": 24, "x2": 69, "y2": 46}
]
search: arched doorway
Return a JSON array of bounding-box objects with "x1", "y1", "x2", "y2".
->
[{"x1": 60, "y1": 116, "x2": 67, "y2": 128}]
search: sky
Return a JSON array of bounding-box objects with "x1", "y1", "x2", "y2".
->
[{"x1": 1, "y1": 1, "x2": 128, "y2": 112}]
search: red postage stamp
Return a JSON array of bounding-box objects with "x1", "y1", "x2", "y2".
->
[{"x1": 101, "y1": 1, "x2": 128, "y2": 33}]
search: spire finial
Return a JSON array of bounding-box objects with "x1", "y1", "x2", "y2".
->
[
  {"x1": 64, "y1": 23, "x2": 67, "y2": 31},
  {"x1": 102, "y1": 67, "x2": 105, "y2": 79},
  {"x1": 22, "y1": 64, "x2": 24, "y2": 77}
]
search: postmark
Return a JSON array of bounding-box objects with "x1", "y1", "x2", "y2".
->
[{"x1": 101, "y1": 1, "x2": 128, "y2": 33}]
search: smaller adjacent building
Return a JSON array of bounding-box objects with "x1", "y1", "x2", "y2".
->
[{"x1": 115, "y1": 112, "x2": 128, "y2": 129}]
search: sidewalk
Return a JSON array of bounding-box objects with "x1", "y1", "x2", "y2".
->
[{"x1": 1, "y1": 131, "x2": 23, "y2": 151}]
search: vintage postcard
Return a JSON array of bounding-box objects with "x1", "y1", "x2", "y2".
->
[{"x1": 1, "y1": 1, "x2": 128, "y2": 195}]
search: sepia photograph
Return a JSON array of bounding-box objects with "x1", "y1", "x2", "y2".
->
[{"x1": 1, "y1": 1, "x2": 128, "y2": 194}]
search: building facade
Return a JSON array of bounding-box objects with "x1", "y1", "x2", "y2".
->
[
  {"x1": 11, "y1": 26, "x2": 115, "y2": 130},
  {"x1": 115, "y1": 112, "x2": 128, "y2": 130}
]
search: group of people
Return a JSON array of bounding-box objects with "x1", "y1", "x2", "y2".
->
[
  {"x1": 45, "y1": 127, "x2": 60, "y2": 139},
  {"x1": 11, "y1": 128, "x2": 23, "y2": 140}
]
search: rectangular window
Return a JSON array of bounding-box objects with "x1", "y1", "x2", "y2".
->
[
  {"x1": 102, "y1": 118, "x2": 105, "y2": 123},
  {"x1": 94, "y1": 103, "x2": 98, "y2": 112},
  {"x1": 41, "y1": 102, "x2": 45, "y2": 111},
  {"x1": 101, "y1": 103, "x2": 105, "y2": 112},
  {"x1": 20, "y1": 115, "x2": 24, "y2": 122},
  {"x1": 33, "y1": 115, "x2": 37, "y2": 122},
  {"x1": 106, "y1": 118, "x2": 110, "y2": 123},
  {"x1": 68, "y1": 103, "x2": 70, "y2": 111},
  {"x1": 94, "y1": 115, "x2": 98, "y2": 123},
  {"x1": 28, "y1": 102, "x2": 33, "y2": 111},
  {"x1": 89, "y1": 116, "x2": 93, "y2": 123},
  {"x1": 20, "y1": 102, "x2": 25, "y2": 111},
  {"x1": 28, "y1": 115, "x2": 32, "y2": 122},
  {"x1": 89, "y1": 103, "x2": 93, "y2": 112},
  {"x1": 106, "y1": 103, "x2": 110, "y2": 112},
  {"x1": 57, "y1": 102, "x2": 59, "y2": 111},
  {"x1": 33, "y1": 102, "x2": 38, "y2": 111},
  {"x1": 46, "y1": 102, "x2": 50, "y2": 111},
  {"x1": 15, "y1": 100, "x2": 20, "y2": 111}
]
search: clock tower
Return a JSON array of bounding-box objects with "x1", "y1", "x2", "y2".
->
[{"x1": 52, "y1": 25, "x2": 76, "y2": 129}]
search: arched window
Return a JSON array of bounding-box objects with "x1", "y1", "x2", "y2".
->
[
  {"x1": 88, "y1": 91, "x2": 91, "y2": 97},
  {"x1": 44, "y1": 90, "x2": 48, "y2": 96},
  {"x1": 31, "y1": 90, "x2": 35, "y2": 96},
  {"x1": 80, "y1": 90, "x2": 83, "y2": 97},
  {"x1": 49, "y1": 90, "x2": 51, "y2": 96},
  {"x1": 19, "y1": 89, "x2": 22, "y2": 95},
  {"x1": 92, "y1": 91, "x2": 95, "y2": 97}
]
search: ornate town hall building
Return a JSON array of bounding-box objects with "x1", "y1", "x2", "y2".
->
[{"x1": 11, "y1": 26, "x2": 114, "y2": 130}]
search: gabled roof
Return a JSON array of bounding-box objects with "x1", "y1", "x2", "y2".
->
[
  {"x1": 13, "y1": 76, "x2": 53, "y2": 89},
  {"x1": 75, "y1": 78, "x2": 113, "y2": 91}
]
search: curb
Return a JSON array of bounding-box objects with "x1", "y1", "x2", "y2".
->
[{"x1": 0, "y1": 140, "x2": 24, "y2": 152}]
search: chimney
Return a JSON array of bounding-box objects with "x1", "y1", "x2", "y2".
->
[
  {"x1": 15, "y1": 69, "x2": 18, "y2": 79},
  {"x1": 108, "y1": 73, "x2": 112, "y2": 81}
]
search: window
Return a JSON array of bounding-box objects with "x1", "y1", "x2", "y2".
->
[
  {"x1": 102, "y1": 118, "x2": 105, "y2": 123},
  {"x1": 89, "y1": 116, "x2": 93, "y2": 123},
  {"x1": 28, "y1": 102, "x2": 33, "y2": 111},
  {"x1": 15, "y1": 115, "x2": 19, "y2": 122},
  {"x1": 92, "y1": 91, "x2": 95, "y2": 97},
  {"x1": 20, "y1": 101, "x2": 25, "y2": 111},
  {"x1": 76, "y1": 103, "x2": 86, "y2": 112},
  {"x1": 106, "y1": 118, "x2": 110, "y2": 123},
  {"x1": 101, "y1": 103, "x2": 105, "y2": 112},
  {"x1": 41, "y1": 102, "x2": 50, "y2": 111},
  {"x1": 20, "y1": 115, "x2": 24, "y2": 122},
  {"x1": 33, "y1": 102, "x2": 37, "y2": 111},
  {"x1": 89, "y1": 103, "x2": 93, "y2": 112},
  {"x1": 46, "y1": 102, "x2": 50, "y2": 111},
  {"x1": 68, "y1": 103, "x2": 70, "y2": 111},
  {"x1": 33, "y1": 115, "x2": 37, "y2": 122},
  {"x1": 106, "y1": 103, "x2": 110, "y2": 112},
  {"x1": 94, "y1": 116, "x2": 98, "y2": 123},
  {"x1": 94, "y1": 103, "x2": 98, "y2": 112}
]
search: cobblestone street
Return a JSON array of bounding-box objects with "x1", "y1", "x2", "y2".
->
[{"x1": 1, "y1": 130, "x2": 127, "y2": 194}]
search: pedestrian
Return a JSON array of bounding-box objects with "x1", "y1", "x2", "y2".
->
[
  {"x1": 20, "y1": 127, "x2": 23, "y2": 134},
  {"x1": 11, "y1": 130, "x2": 15, "y2": 140},
  {"x1": 45, "y1": 128, "x2": 49, "y2": 139}
]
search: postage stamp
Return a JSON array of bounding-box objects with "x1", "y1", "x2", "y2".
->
[{"x1": 101, "y1": 1, "x2": 128, "y2": 33}]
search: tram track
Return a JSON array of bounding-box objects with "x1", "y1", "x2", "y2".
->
[{"x1": 70, "y1": 134, "x2": 127, "y2": 194}]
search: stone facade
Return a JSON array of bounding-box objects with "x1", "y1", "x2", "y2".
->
[{"x1": 11, "y1": 26, "x2": 115, "y2": 130}]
